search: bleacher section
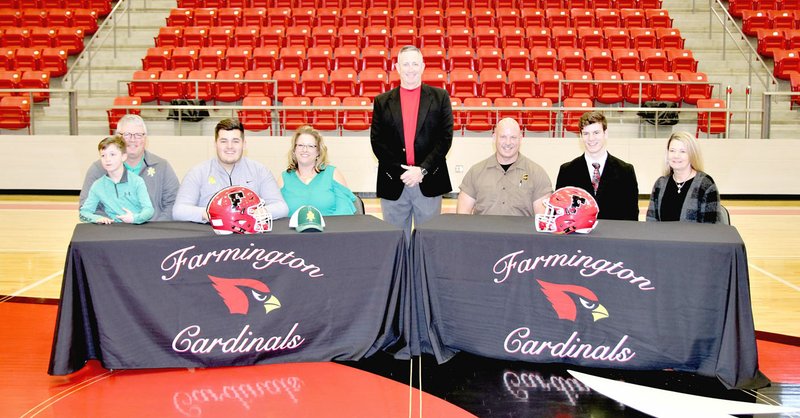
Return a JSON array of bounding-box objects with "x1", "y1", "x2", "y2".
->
[
  {"x1": 0, "y1": 0, "x2": 109, "y2": 130},
  {"x1": 107, "y1": 0, "x2": 727, "y2": 135}
]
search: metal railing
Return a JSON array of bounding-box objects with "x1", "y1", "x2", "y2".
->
[
  {"x1": 63, "y1": 0, "x2": 134, "y2": 97},
  {"x1": 709, "y1": 0, "x2": 780, "y2": 91},
  {"x1": 0, "y1": 89, "x2": 78, "y2": 134}
]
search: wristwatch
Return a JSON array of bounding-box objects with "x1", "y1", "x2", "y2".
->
[{"x1": 420, "y1": 167, "x2": 428, "y2": 176}]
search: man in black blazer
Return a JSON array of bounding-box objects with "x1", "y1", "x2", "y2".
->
[
  {"x1": 555, "y1": 112, "x2": 639, "y2": 221},
  {"x1": 370, "y1": 45, "x2": 454, "y2": 239}
]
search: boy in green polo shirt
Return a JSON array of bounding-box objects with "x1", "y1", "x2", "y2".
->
[{"x1": 79, "y1": 136, "x2": 154, "y2": 224}]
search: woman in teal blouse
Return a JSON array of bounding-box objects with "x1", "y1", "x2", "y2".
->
[{"x1": 279, "y1": 125, "x2": 357, "y2": 216}]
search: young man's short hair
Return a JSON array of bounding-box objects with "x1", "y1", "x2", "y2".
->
[
  {"x1": 214, "y1": 118, "x2": 244, "y2": 140},
  {"x1": 578, "y1": 111, "x2": 607, "y2": 131},
  {"x1": 98, "y1": 135, "x2": 127, "y2": 153}
]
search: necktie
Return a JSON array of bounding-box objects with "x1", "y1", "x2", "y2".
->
[{"x1": 592, "y1": 163, "x2": 601, "y2": 193}]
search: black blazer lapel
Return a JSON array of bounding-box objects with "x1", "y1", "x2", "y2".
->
[
  {"x1": 387, "y1": 88, "x2": 404, "y2": 141},
  {"x1": 415, "y1": 85, "x2": 433, "y2": 140}
]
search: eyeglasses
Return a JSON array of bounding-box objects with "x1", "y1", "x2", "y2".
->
[
  {"x1": 121, "y1": 132, "x2": 146, "y2": 140},
  {"x1": 295, "y1": 144, "x2": 317, "y2": 150}
]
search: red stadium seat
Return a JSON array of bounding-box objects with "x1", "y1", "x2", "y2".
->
[
  {"x1": 421, "y1": 67, "x2": 447, "y2": 89},
  {"x1": 563, "y1": 69, "x2": 593, "y2": 99},
  {"x1": 742, "y1": 10, "x2": 771, "y2": 37},
  {"x1": 272, "y1": 68, "x2": 300, "y2": 101},
  {"x1": 605, "y1": 28, "x2": 631, "y2": 50},
  {"x1": 299, "y1": 68, "x2": 329, "y2": 97},
  {"x1": 182, "y1": 27, "x2": 209, "y2": 49},
  {"x1": 508, "y1": 68, "x2": 537, "y2": 98},
  {"x1": 612, "y1": 47, "x2": 640, "y2": 71},
  {"x1": 341, "y1": 96, "x2": 372, "y2": 132},
  {"x1": 208, "y1": 27, "x2": 234, "y2": 48},
  {"x1": 0, "y1": 70, "x2": 21, "y2": 98},
  {"x1": 479, "y1": 68, "x2": 507, "y2": 98},
  {"x1": 585, "y1": 47, "x2": 614, "y2": 72},
  {"x1": 193, "y1": 8, "x2": 218, "y2": 26},
  {"x1": 311, "y1": 96, "x2": 341, "y2": 131},
  {"x1": 620, "y1": 9, "x2": 646, "y2": 28},
  {"x1": 545, "y1": 8, "x2": 570, "y2": 27},
  {"x1": 259, "y1": 26, "x2": 285, "y2": 48},
  {"x1": 595, "y1": 8, "x2": 621, "y2": 28},
  {"x1": 678, "y1": 71, "x2": 713, "y2": 105},
  {"x1": 361, "y1": 46, "x2": 391, "y2": 71},
  {"x1": 218, "y1": 7, "x2": 243, "y2": 26},
  {"x1": 359, "y1": 67, "x2": 389, "y2": 96},
  {"x1": 773, "y1": 49, "x2": 800, "y2": 80},
  {"x1": 557, "y1": 46, "x2": 584, "y2": 72},
  {"x1": 551, "y1": 27, "x2": 578, "y2": 49},
  {"x1": 215, "y1": 69, "x2": 245, "y2": 102},
  {"x1": 578, "y1": 28, "x2": 605, "y2": 49},
  {"x1": 463, "y1": 97, "x2": 493, "y2": 132},
  {"x1": 128, "y1": 69, "x2": 160, "y2": 103},
  {"x1": 562, "y1": 98, "x2": 592, "y2": 135},
  {"x1": 630, "y1": 28, "x2": 657, "y2": 49},
  {"x1": 650, "y1": 70, "x2": 682, "y2": 103},
  {"x1": 500, "y1": 26, "x2": 526, "y2": 49},
  {"x1": 238, "y1": 96, "x2": 273, "y2": 133},
  {"x1": 448, "y1": 46, "x2": 476, "y2": 70},
  {"x1": 281, "y1": 96, "x2": 311, "y2": 132},
  {"x1": 157, "y1": 70, "x2": 187, "y2": 103},
  {"x1": 242, "y1": 7, "x2": 267, "y2": 26},
  {"x1": 419, "y1": 7, "x2": 444, "y2": 27},
  {"x1": 419, "y1": 26, "x2": 446, "y2": 48},
  {"x1": 106, "y1": 96, "x2": 140, "y2": 134},
  {"x1": 536, "y1": 68, "x2": 565, "y2": 103},
  {"x1": 171, "y1": 47, "x2": 199, "y2": 72},
  {"x1": 29, "y1": 28, "x2": 56, "y2": 49},
  {"x1": 502, "y1": 46, "x2": 530, "y2": 71},
  {"x1": 757, "y1": 29, "x2": 785, "y2": 57},
  {"x1": 768, "y1": 10, "x2": 795, "y2": 30},
  {"x1": 494, "y1": 97, "x2": 525, "y2": 126},
  {"x1": 306, "y1": 46, "x2": 333, "y2": 71},
  {"x1": 155, "y1": 27, "x2": 183, "y2": 48},
  {"x1": 474, "y1": 26, "x2": 500, "y2": 49},
  {"x1": 448, "y1": 68, "x2": 479, "y2": 99},
  {"x1": 186, "y1": 69, "x2": 216, "y2": 102},
  {"x1": 421, "y1": 46, "x2": 447, "y2": 70},
  {"x1": 0, "y1": 96, "x2": 30, "y2": 130},
  {"x1": 142, "y1": 47, "x2": 171, "y2": 71},
  {"x1": 225, "y1": 47, "x2": 252, "y2": 71},
  {"x1": 645, "y1": 9, "x2": 672, "y2": 28},
  {"x1": 340, "y1": 8, "x2": 365, "y2": 27},
  {"x1": 328, "y1": 68, "x2": 357, "y2": 99},
  {"x1": 198, "y1": 47, "x2": 226, "y2": 70},
  {"x1": 278, "y1": 46, "x2": 306, "y2": 71},
  {"x1": 476, "y1": 46, "x2": 503, "y2": 71},
  {"x1": 593, "y1": 70, "x2": 624, "y2": 105},
  {"x1": 285, "y1": 26, "x2": 311, "y2": 48},
  {"x1": 333, "y1": 46, "x2": 361, "y2": 70},
  {"x1": 789, "y1": 72, "x2": 800, "y2": 110},
  {"x1": 530, "y1": 46, "x2": 557, "y2": 71},
  {"x1": 571, "y1": 8, "x2": 595, "y2": 27},
  {"x1": 244, "y1": 69, "x2": 273, "y2": 97},
  {"x1": 252, "y1": 46, "x2": 279, "y2": 72},
  {"x1": 639, "y1": 47, "x2": 669, "y2": 73},
  {"x1": 447, "y1": 26, "x2": 473, "y2": 48},
  {"x1": 656, "y1": 28, "x2": 684, "y2": 49},
  {"x1": 393, "y1": 6, "x2": 418, "y2": 27},
  {"x1": 40, "y1": 47, "x2": 68, "y2": 76},
  {"x1": 523, "y1": 97, "x2": 554, "y2": 133},
  {"x1": 13, "y1": 48, "x2": 42, "y2": 72},
  {"x1": 696, "y1": 98, "x2": 728, "y2": 137},
  {"x1": 312, "y1": 26, "x2": 337, "y2": 49},
  {"x1": 665, "y1": 48, "x2": 697, "y2": 72},
  {"x1": 292, "y1": 7, "x2": 315, "y2": 26},
  {"x1": 621, "y1": 69, "x2": 653, "y2": 105}
]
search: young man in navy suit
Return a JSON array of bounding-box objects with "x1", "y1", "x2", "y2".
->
[
  {"x1": 370, "y1": 45, "x2": 454, "y2": 239},
  {"x1": 555, "y1": 112, "x2": 639, "y2": 221}
]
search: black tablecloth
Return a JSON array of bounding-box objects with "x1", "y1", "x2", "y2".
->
[
  {"x1": 48, "y1": 216, "x2": 406, "y2": 375},
  {"x1": 410, "y1": 214, "x2": 768, "y2": 389}
]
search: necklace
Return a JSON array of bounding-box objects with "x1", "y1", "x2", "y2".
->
[{"x1": 673, "y1": 170, "x2": 693, "y2": 194}]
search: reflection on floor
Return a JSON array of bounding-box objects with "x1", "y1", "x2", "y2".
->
[{"x1": 349, "y1": 352, "x2": 800, "y2": 418}]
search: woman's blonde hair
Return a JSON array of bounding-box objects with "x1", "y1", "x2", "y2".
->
[
  {"x1": 286, "y1": 125, "x2": 329, "y2": 173},
  {"x1": 662, "y1": 131, "x2": 704, "y2": 176}
]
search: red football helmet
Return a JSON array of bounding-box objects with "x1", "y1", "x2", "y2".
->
[
  {"x1": 206, "y1": 186, "x2": 272, "y2": 234},
  {"x1": 535, "y1": 187, "x2": 599, "y2": 234}
]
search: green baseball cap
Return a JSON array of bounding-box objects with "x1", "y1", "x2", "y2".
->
[{"x1": 289, "y1": 205, "x2": 325, "y2": 232}]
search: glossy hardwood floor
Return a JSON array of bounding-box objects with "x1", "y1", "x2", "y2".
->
[
  {"x1": 1, "y1": 195, "x2": 798, "y2": 338},
  {"x1": 1, "y1": 194, "x2": 799, "y2": 418}
]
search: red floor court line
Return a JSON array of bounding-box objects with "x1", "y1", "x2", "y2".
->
[{"x1": 0, "y1": 301, "x2": 474, "y2": 418}]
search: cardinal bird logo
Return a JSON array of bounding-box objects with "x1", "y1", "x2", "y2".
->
[
  {"x1": 537, "y1": 279, "x2": 608, "y2": 322},
  {"x1": 209, "y1": 275, "x2": 282, "y2": 315}
]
